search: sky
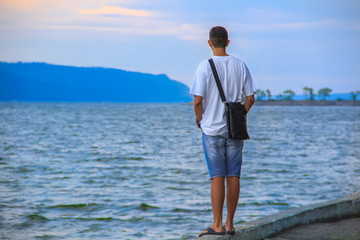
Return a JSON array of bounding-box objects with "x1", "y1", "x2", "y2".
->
[{"x1": 1, "y1": 0, "x2": 359, "y2": 95}]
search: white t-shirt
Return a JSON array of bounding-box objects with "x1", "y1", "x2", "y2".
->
[{"x1": 190, "y1": 55, "x2": 256, "y2": 136}]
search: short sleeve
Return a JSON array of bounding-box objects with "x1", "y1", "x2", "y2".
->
[
  {"x1": 242, "y1": 63, "x2": 256, "y2": 96},
  {"x1": 190, "y1": 62, "x2": 207, "y2": 97}
]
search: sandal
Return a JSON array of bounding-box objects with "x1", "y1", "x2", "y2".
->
[
  {"x1": 223, "y1": 225, "x2": 236, "y2": 235},
  {"x1": 199, "y1": 227, "x2": 225, "y2": 237}
]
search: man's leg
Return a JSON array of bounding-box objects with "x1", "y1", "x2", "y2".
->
[
  {"x1": 200, "y1": 132, "x2": 226, "y2": 235},
  {"x1": 224, "y1": 137, "x2": 243, "y2": 232},
  {"x1": 225, "y1": 176, "x2": 240, "y2": 231},
  {"x1": 199, "y1": 177, "x2": 225, "y2": 235},
  {"x1": 211, "y1": 177, "x2": 225, "y2": 231}
]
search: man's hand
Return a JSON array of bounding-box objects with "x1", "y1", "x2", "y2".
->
[
  {"x1": 194, "y1": 95, "x2": 203, "y2": 128},
  {"x1": 196, "y1": 119, "x2": 201, "y2": 129},
  {"x1": 244, "y1": 95, "x2": 255, "y2": 113}
]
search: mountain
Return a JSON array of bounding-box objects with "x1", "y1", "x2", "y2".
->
[{"x1": 0, "y1": 62, "x2": 192, "y2": 102}]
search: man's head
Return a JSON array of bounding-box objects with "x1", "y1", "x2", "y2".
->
[{"x1": 209, "y1": 26, "x2": 228, "y2": 48}]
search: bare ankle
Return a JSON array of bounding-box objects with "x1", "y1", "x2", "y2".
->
[
  {"x1": 225, "y1": 220, "x2": 233, "y2": 228},
  {"x1": 210, "y1": 222, "x2": 223, "y2": 232}
]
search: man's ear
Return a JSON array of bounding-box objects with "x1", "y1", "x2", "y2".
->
[
  {"x1": 208, "y1": 40, "x2": 213, "y2": 48},
  {"x1": 225, "y1": 40, "x2": 230, "y2": 47}
]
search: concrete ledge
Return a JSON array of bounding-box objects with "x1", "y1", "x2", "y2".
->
[{"x1": 197, "y1": 191, "x2": 360, "y2": 240}]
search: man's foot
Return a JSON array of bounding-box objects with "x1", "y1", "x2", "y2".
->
[
  {"x1": 198, "y1": 227, "x2": 225, "y2": 237},
  {"x1": 223, "y1": 225, "x2": 236, "y2": 235}
]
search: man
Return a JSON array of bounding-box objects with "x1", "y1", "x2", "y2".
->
[{"x1": 190, "y1": 26, "x2": 256, "y2": 237}]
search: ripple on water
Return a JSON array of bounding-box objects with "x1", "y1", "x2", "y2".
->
[
  {"x1": 48, "y1": 203, "x2": 101, "y2": 211},
  {"x1": 136, "y1": 203, "x2": 160, "y2": 211},
  {"x1": 0, "y1": 103, "x2": 359, "y2": 240}
]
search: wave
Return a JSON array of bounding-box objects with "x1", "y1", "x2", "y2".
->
[
  {"x1": 136, "y1": 203, "x2": 159, "y2": 211},
  {"x1": 48, "y1": 203, "x2": 100, "y2": 209},
  {"x1": 27, "y1": 214, "x2": 49, "y2": 221}
]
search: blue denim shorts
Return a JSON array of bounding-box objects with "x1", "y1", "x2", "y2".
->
[{"x1": 202, "y1": 131, "x2": 244, "y2": 179}]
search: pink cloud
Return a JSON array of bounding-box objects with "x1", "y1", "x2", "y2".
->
[{"x1": 79, "y1": 5, "x2": 154, "y2": 17}]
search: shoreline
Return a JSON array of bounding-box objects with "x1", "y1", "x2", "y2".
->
[
  {"x1": 254, "y1": 100, "x2": 360, "y2": 106},
  {"x1": 186, "y1": 100, "x2": 360, "y2": 106},
  {"x1": 1, "y1": 101, "x2": 360, "y2": 106}
]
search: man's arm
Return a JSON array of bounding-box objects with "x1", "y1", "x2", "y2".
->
[
  {"x1": 194, "y1": 95, "x2": 203, "y2": 123},
  {"x1": 244, "y1": 95, "x2": 255, "y2": 113}
]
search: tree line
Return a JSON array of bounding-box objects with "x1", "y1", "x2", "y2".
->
[{"x1": 255, "y1": 87, "x2": 360, "y2": 101}]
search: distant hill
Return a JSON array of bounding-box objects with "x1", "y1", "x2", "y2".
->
[{"x1": 0, "y1": 62, "x2": 192, "y2": 102}]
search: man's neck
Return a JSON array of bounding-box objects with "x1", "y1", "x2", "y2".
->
[{"x1": 212, "y1": 47, "x2": 229, "y2": 56}]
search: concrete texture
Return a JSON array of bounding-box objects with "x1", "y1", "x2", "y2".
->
[
  {"x1": 197, "y1": 191, "x2": 360, "y2": 240},
  {"x1": 268, "y1": 217, "x2": 360, "y2": 240}
]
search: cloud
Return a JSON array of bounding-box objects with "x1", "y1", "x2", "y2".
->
[
  {"x1": 79, "y1": 5, "x2": 154, "y2": 17},
  {"x1": 31, "y1": 21, "x2": 207, "y2": 41},
  {"x1": 75, "y1": 4, "x2": 207, "y2": 40},
  {"x1": 228, "y1": 19, "x2": 360, "y2": 37},
  {"x1": 273, "y1": 19, "x2": 342, "y2": 30},
  {"x1": 231, "y1": 7, "x2": 360, "y2": 33},
  {"x1": 0, "y1": 0, "x2": 43, "y2": 11}
]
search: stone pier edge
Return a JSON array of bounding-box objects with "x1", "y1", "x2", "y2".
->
[{"x1": 197, "y1": 191, "x2": 360, "y2": 240}]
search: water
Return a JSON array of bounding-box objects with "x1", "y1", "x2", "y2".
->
[{"x1": 0, "y1": 102, "x2": 359, "y2": 240}]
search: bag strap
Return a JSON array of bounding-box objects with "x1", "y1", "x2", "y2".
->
[{"x1": 208, "y1": 58, "x2": 226, "y2": 103}]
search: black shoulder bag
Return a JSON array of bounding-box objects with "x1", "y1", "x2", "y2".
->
[{"x1": 208, "y1": 58, "x2": 250, "y2": 140}]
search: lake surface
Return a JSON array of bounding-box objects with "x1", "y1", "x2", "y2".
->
[{"x1": 1, "y1": 103, "x2": 359, "y2": 239}]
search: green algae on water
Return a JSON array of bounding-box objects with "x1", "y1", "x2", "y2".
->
[
  {"x1": 49, "y1": 203, "x2": 98, "y2": 209},
  {"x1": 137, "y1": 203, "x2": 159, "y2": 210},
  {"x1": 28, "y1": 214, "x2": 49, "y2": 221}
]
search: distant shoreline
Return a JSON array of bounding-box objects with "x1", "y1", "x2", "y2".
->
[
  {"x1": 186, "y1": 100, "x2": 360, "y2": 106},
  {"x1": 2, "y1": 101, "x2": 360, "y2": 106},
  {"x1": 254, "y1": 100, "x2": 360, "y2": 106}
]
